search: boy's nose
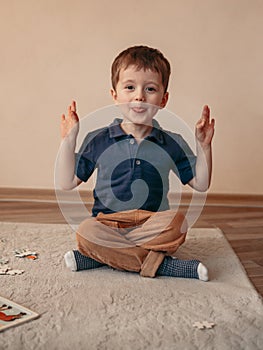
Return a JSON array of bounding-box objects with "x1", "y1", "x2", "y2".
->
[{"x1": 135, "y1": 89, "x2": 146, "y2": 101}]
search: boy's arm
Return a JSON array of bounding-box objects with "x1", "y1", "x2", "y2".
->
[
  {"x1": 56, "y1": 100, "x2": 82, "y2": 190},
  {"x1": 188, "y1": 105, "x2": 215, "y2": 192}
]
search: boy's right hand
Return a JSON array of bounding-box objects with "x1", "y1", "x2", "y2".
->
[{"x1": 60, "y1": 100, "x2": 79, "y2": 140}]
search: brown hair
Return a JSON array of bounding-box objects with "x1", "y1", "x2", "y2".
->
[{"x1": 111, "y1": 45, "x2": 171, "y2": 92}]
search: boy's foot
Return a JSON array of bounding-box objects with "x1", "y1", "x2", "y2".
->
[
  {"x1": 64, "y1": 250, "x2": 105, "y2": 272},
  {"x1": 197, "y1": 262, "x2": 209, "y2": 281},
  {"x1": 156, "y1": 256, "x2": 209, "y2": 281}
]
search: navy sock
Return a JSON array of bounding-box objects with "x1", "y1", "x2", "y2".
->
[
  {"x1": 156, "y1": 256, "x2": 200, "y2": 279},
  {"x1": 73, "y1": 250, "x2": 105, "y2": 271}
]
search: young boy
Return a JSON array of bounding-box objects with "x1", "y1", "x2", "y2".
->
[{"x1": 58, "y1": 46, "x2": 215, "y2": 281}]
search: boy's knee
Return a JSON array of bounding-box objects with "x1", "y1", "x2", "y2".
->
[
  {"x1": 180, "y1": 216, "x2": 188, "y2": 233},
  {"x1": 78, "y1": 217, "x2": 97, "y2": 231},
  {"x1": 169, "y1": 211, "x2": 188, "y2": 233}
]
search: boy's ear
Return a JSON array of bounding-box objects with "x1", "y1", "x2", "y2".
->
[
  {"x1": 160, "y1": 92, "x2": 169, "y2": 108},
  {"x1": 111, "y1": 88, "x2": 117, "y2": 102}
]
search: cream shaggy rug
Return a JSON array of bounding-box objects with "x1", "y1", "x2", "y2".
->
[{"x1": 0, "y1": 222, "x2": 262, "y2": 350}]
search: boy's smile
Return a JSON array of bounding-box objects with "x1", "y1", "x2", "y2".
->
[{"x1": 111, "y1": 65, "x2": 169, "y2": 127}]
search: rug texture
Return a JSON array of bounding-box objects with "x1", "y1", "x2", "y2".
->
[{"x1": 0, "y1": 222, "x2": 262, "y2": 350}]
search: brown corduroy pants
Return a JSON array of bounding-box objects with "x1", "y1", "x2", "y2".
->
[{"x1": 76, "y1": 209, "x2": 188, "y2": 278}]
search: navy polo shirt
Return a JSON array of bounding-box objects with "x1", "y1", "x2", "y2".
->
[{"x1": 75, "y1": 119, "x2": 196, "y2": 216}]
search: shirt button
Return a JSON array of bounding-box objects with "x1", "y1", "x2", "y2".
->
[
  {"x1": 130, "y1": 139, "x2": 135, "y2": 144},
  {"x1": 136, "y1": 160, "x2": 141, "y2": 165}
]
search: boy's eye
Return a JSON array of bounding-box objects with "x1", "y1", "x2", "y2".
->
[
  {"x1": 125, "y1": 85, "x2": 135, "y2": 90},
  {"x1": 146, "y1": 87, "x2": 157, "y2": 92}
]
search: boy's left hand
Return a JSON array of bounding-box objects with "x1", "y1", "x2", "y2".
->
[{"x1": 195, "y1": 105, "x2": 215, "y2": 148}]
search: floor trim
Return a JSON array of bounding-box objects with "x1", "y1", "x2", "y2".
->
[{"x1": 0, "y1": 187, "x2": 262, "y2": 207}]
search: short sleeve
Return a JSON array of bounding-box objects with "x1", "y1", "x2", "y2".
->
[
  {"x1": 172, "y1": 135, "x2": 197, "y2": 185},
  {"x1": 75, "y1": 153, "x2": 95, "y2": 182},
  {"x1": 74, "y1": 132, "x2": 96, "y2": 182}
]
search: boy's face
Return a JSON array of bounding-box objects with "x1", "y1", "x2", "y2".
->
[{"x1": 111, "y1": 65, "x2": 169, "y2": 125}]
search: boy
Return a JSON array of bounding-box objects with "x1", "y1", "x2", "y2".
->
[{"x1": 58, "y1": 46, "x2": 215, "y2": 280}]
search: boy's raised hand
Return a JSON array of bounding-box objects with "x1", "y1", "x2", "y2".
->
[
  {"x1": 61, "y1": 100, "x2": 79, "y2": 139},
  {"x1": 195, "y1": 105, "x2": 215, "y2": 148}
]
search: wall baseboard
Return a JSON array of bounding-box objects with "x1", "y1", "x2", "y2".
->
[{"x1": 0, "y1": 187, "x2": 262, "y2": 207}]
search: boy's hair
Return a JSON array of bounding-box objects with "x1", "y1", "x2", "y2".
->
[{"x1": 111, "y1": 45, "x2": 171, "y2": 92}]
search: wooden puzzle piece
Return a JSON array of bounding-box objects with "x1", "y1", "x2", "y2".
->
[
  {"x1": 0, "y1": 257, "x2": 9, "y2": 265},
  {"x1": 0, "y1": 268, "x2": 8, "y2": 275},
  {"x1": 14, "y1": 249, "x2": 38, "y2": 260},
  {"x1": 6, "y1": 269, "x2": 25, "y2": 276},
  {"x1": 193, "y1": 321, "x2": 215, "y2": 330},
  {"x1": 202, "y1": 321, "x2": 215, "y2": 329},
  {"x1": 0, "y1": 267, "x2": 24, "y2": 275}
]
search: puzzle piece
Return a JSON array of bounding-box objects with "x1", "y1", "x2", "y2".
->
[
  {"x1": 14, "y1": 249, "x2": 38, "y2": 260},
  {"x1": 0, "y1": 267, "x2": 24, "y2": 275},
  {"x1": 193, "y1": 321, "x2": 215, "y2": 330},
  {"x1": 6, "y1": 269, "x2": 25, "y2": 276},
  {"x1": 0, "y1": 267, "x2": 9, "y2": 275},
  {"x1": 202, "y1": 321, "x2": 215, "y2": 329},
  {"x1": 0, "y1": 257, "x2": 9, "y2": 265}
]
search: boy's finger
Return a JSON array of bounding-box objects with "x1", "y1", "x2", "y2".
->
[
  {"x1": 203, "y1": 104, "x2": 210, "y2": 112},
  {"x1": 71, "y1": 100, "x2": 76, "y2": 112},
  {"x1": 196, "y1": 115, "x2": 206, "y2": 128},
  {"x1": 199, "y1": 105, "x2": 210, "y2": 127},
  {"x1": 71, "y1": 112, "x2": 79, "y2": 122},
  {"x1": 202, "y1": 105, "x2": 210, "y2": 119},
  {"x1": 61, "y1": 114, "x2": 66, "y2": 121},
  {"x1": 67, "y1": 105, "x2": 72, "y2": 117},
  {"x1": 210, "y1": 118, "x2": 215, "y2": 127},
  {"x1": 196, "y1": 118, "x2": 203, "y2": 128}
]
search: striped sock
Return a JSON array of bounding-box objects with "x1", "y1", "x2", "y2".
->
[
  {"x1": 156, "y1": 256, "x2": 208, "y2": 281},
  {"x1": 64, "y1": 250, "x2": 105, "y2": 272}
]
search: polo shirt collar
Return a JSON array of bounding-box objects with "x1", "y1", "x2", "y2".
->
[
  {"x1": 149, "y1": 119, "x2": 165, "y2": 144},
  {"x1": 109, "y1": 118, "x2": 126, "y2": 138},
  {"x1": 109, "y1": 118, "x2": 164, "y2": 144}
]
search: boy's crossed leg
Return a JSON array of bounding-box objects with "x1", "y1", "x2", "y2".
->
[{"x1": 64, "y1": 210, "x2": 208, "y2": 281}]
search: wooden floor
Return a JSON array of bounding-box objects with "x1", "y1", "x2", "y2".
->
[{"x1": 0, "y1": 188, "x2": 263, "y2": 297}]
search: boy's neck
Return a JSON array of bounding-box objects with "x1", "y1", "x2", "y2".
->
[{"x1": 120, "y1": 121, "x2": 152, "y2": 143}]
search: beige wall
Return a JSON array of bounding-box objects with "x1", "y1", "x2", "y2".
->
[{"x1": 1, "y1": 0, "x2": 263, "y2": 194}]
